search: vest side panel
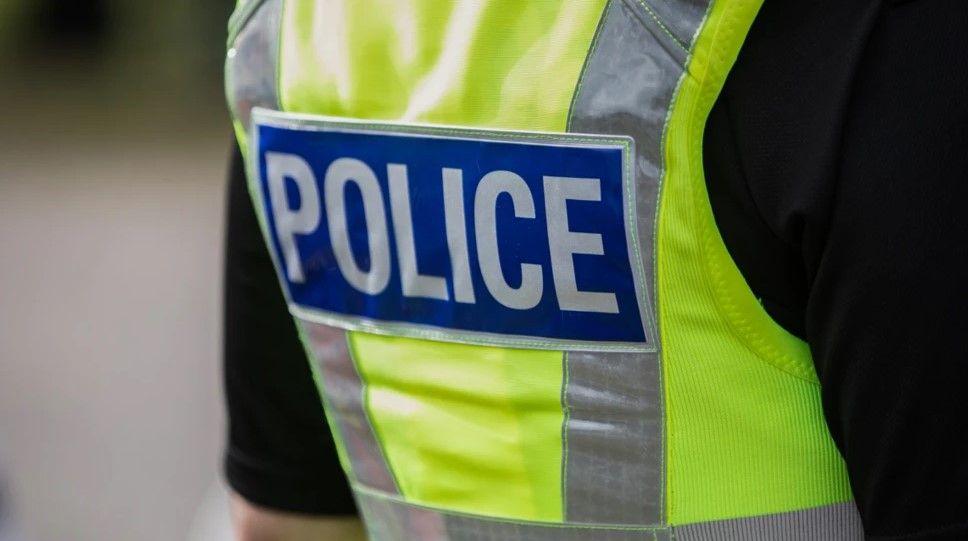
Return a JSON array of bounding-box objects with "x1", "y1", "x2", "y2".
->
[{"x1": 656, "y1": 0, "x2": 856, "y2": 525}]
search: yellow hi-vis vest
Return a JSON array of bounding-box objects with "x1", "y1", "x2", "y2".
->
[{"x1": 226, "y1": 1, "x2": 862, "y2": 539}]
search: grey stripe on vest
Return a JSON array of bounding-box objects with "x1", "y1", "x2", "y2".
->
[
  {"x1": 355, "y1": 488, "x2": 672, "y2": 541},
  {"x1": 358, "y1": 489, "x2": 862, "y2": 541},
  {"x1": 226, "y1": 0, "x2": 281, "y2": 132},
  {"x1": 563, "y1": 0, "x2": 710, "y2": 525},
  {"x1": 561, "y1": 349, "x2": 664, "y2": 524},
  {"x1": 673, "y1": 502, "x2": 865, "y2": 541},
  {"x1": 303, "y1": 323, "x2": 399, "y2": 493}
]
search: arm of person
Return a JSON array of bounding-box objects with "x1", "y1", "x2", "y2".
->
[
  {"x1": 231, "y1": 494, "x2": 366, "y2": 541},
  {"x1": 705, "y1": 1, "x2": 968, "y2": 538},
  {"x1": 805, "y1": 2, "x2": 968, "y2": 537},
  {"x1": 224, "y1": 146, "x2": 361, "y2": 538}
]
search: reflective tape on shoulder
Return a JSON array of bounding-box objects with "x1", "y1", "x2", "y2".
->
[{"x1": 226, "y1": 0, "x2": 282, "y2": 132}]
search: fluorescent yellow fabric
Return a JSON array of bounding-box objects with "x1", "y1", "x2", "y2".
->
[
  {"x1": 279, "y1": 0, "x2": 607, "y2": 131},
  {"x1": 657, "y1": 0, "x2": 853, "y2": 524},
  {"x1": 348, "y1": 334, "x2": 564, "y2": 520},
  {"x1": 279, "y1": 0, "x2": 608, "y2": 521}
]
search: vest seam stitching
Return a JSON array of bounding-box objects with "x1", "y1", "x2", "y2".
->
[
  {"x1": 629, "y1": 0, "x2": 691, "y2": 53},
  {"x1": 559, "y1": 350, "x2": 571, "y2": 521}
]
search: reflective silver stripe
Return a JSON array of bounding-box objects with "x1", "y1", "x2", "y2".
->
[
  {"x1": 302, "y1": 323, "x2": 399, "y2": 494},
  {"x1": 357, "y1": 488, "x2": 861, "y2": 541},
  {"x1": 570, "y1": 0, "x2": 713, "y2": 313},
  {"x1": 673, "y1": 503, "x2": 865, "y2": 541},
  {"x1": 562, "y1": 350, "x2": 664, "y2": 524},
  {"x1": 225, "y1": 0, "x2": 281, "y2": 132},
  {"x1": 355, "y1": 488, "x2": 672, "y2": 541},
  {"x1": 563, "y1": 0, "x2": 710, "y2": 526}
]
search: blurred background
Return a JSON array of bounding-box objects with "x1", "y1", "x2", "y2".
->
[{"x1": 0, "y1": 1, "x2": 237, "y2": 539}]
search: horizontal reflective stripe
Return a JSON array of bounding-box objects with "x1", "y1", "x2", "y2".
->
[
  {"x1": 355, "y1": 488, "x2": 669, "y2": 541},
  {"x1": 674, "y1": 503, "x2": 864, "y2": 541},
  {"x1": 355, "y1": 487, "x2": 862, "y2": 541}
]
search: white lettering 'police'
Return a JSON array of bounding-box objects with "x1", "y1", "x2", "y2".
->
[
  {"x1": 324, "y1": 158, "x2": 392, "y2": 295},
  {"x1": 474, "y1": 170, "x2": 543, "y2": 310},
  {"x1": 266, "y1": 152, "x2": 320, "y2": 283},
  {"x1": 265, "y1": 152, "x2": 621, "y2": 313}
]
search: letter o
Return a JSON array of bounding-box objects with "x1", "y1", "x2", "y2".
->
[{"x1": 324, "y1": 158, "x2": 391, "y2": 295}]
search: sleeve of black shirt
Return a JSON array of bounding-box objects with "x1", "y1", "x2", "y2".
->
[
  {"x1": 810, "y1": 3, "x2": 968, "y2": 538},
  {"x1": 223, "y1": 145, "x2": 357, "y2": 515},
  {"x1": 706, "y1": 1, "x2": 968, "y2": 539}
]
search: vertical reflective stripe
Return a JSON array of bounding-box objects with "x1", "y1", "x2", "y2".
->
[
  {"x1": 562, "y1": 350, "x2": 663, "y2": 524},
  {"x1": 355, "y1": 488, "x2": 671, "y2": 541},
  {"x1": 303, "y1": 322, "x2": 399, "y2": 494},
  {"x1": 225, "y1": 0, "x2": 281, "y2": 133},
  {"x1": 673, "y1": 503, "x2": 864, "y2": 541},
  {"x1": 564, "y1": 0, "x2": 710, "y2": 525}
]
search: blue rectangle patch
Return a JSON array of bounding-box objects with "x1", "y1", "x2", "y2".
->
[{"x1": 248, "y1": 109, "x2": 652, "y2": 351}]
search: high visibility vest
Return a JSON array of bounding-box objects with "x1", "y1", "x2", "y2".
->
[{"x1": 226, "y1": 1, "x2": 863, "y2": 539}]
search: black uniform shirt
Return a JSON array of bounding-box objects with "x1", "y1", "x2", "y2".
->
[{"x1": 223, "y1": 1, "x2": 968, "y2": 538}]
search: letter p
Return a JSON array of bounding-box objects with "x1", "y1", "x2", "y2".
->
[{"x1": 266, "y1": 152, "x2": 321, "y2": 283}]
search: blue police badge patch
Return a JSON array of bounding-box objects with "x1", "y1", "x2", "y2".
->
[{"x1": 248, "y1": 108, "x2": 654, "y2": 352}]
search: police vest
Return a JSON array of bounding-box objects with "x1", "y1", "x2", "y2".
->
[{"x1": 226, "y1": 1, "x2": 863, "y2": 539}]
